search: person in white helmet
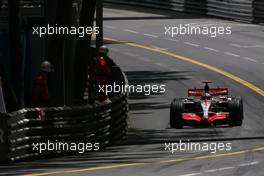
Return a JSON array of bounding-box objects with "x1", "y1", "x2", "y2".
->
[
  {"x1": 98, "y1": 45, "x2": 109, "y2": 57},
  {"x1": 31, "y1": 61, "x2": 54, "y2": 107}
]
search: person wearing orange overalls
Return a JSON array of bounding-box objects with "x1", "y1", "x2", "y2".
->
[
  {"x1": 94, "y1": 46, "x2": 111, "y2": 102},
  {"x1": 31, "y1": 61, "x2": 54, "y2": 107}
]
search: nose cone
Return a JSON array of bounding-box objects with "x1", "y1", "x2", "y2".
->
[{"x1": 200, "y1": 118, "x2": 211, "y2": 127}]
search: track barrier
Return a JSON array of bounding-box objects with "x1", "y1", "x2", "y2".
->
[
  {"x1": 105, "y1": 0, "x2": 264, "y2": 23},
  {"x1": 0, "y1": 58, "x2": 129, "y2": 162}
]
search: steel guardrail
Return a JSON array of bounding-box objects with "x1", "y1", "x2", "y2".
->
[
  {"x1": 104, "y1": 0, "x2": 264, "y2": 23},
  {"x1": 207, "y1": 0, "x2": 253, "y2": 22},
  {"x1": 253, "y1": 0, "x2": 264, "y2": 23},
  {"x1": 0, "y1": 58, "x2": 129, "y2": 162}
]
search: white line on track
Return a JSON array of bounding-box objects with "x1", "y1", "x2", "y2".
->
[
  {"x1": 242, "y1": 57, "x2": 259, "y2": 63},
  {"x1": 178, "y1": 173, "x2": 202, "y2": 176},
  {"x1": 152, "y1": 46, "x2": 169, "y2": 51},
  {"x1": 224, "y1": 52, "x2": 240, "y2": 57},
  {"x1": 190, "y1": 23, "x2": 258, "y2": 27},
  {"x1": 138, "y1": 57, "x2": 151, "y2": 62},
  {"x1": 178, "y1": 161, "x2": 260, "y2": 176},
  {"x1": 184, "y1": 42, "x2": 200, "y2": 47},
  {"x1": 230, "y1": 43, "x2": 241, "y2": 47},
  {"x1": 165, "y1": 38, "x2": 180, "y2": 42},
  {"x1": 123, "y1": 52, "x2": 138, "y2": 57},
  {"x1": 185, "y1": 21, "x2": 215, "y2": 26},
  {"x1": 246, "y1": 45, "x2": 264, "y2": 48},
  {"x1": 238, "y1": 161, "x2": 260, "y2": 167},
  {"x1": 204, "y1": 166, "x2": 235, "y2": 173},
  {"x1": 123, "y1": 29, "x2": 138, "y2": 34},
  {"x1": 204, "y1": 47, "x2": 219, "y2": 52},
  {"x1": 143, "y1": 33, "x2": 158, "y2": 38},
  {"x1": 230, "y1": 43, "x2": 264, "y2": 48},
  {"x1": 154, "y1": 63, "x2": 169, "y2": 68}
]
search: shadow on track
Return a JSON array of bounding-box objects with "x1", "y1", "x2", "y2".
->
[{"x1": 125, "y1": 70, "x2": 193, "y2": 112}]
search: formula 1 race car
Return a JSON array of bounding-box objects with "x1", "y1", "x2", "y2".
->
[{"x1": 170, "y1": 80, "x2": 243, "y2": 128}]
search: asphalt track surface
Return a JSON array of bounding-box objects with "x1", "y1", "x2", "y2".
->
[{"x1": 2, "y1": 4, "x2": 264, "y2": 176}]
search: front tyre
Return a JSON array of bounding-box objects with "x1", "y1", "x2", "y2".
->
[
  {"x1": 228, "y1": 96, "x2": 243, "y2": 126},
  {"x1": 170, "y1": 98, "x2": 184, "y2": 129}
]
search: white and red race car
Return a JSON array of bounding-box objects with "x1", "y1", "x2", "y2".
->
[{"x1": 170, "y1": 80, "x2": 244, "y2": 128}]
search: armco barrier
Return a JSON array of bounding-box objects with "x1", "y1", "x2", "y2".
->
[
  {"x1": 7, "y1": 94, "x2": 127, "y2": 161},
  {"x1": 104, "y1": 0, "x2": 206, "y2": 14},
  {"x1": 184, "y1": 0, "x2": 207, "y2": 15},
  {"x1": 0, "y1": 1, "x2": 44, "y2": 18},
  {"x1": 253, "y1": 0, "x2": 264, "y2": 23},
  {"x1": 105, "y1": 0, "x2": 264, "y2": 24},
  {"x1": 207, "y1": 0, "x2": 254, "y2": 22},
  {"x1": 105, "y1": 0, "x2": 184, "y2": 12},
  {"x1": 0, "y1": 58, "x2": 129, "y2": 162},
  {"x1": 0, "y1": 114, "x2": 9, "y2": 162}
]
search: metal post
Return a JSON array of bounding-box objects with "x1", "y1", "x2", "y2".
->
[
  {"x1": 0, "y1": 77, "x2": 6, "y2": 113},
  {"x1": 8, "y1": 0, "x2": 23, "y2": 109},
  {"x1": 96, "y1": 0, "x2": 103, "y2": 49}
]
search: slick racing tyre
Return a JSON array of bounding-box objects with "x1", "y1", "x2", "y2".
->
[
  {"x1": 228, "y1": 96, "x2": 243, "y2": 126},
  {"x1": 170, "y1": 98, "x2": 184, "y2": 129}
]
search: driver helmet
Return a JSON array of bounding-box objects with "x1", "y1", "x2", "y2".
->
[
  {"x1": 202, "y1": 92, "x2": 211, "y2": 100},
  {"x1": 40, "y1": 61, "x2": 54, "y2": 73}
]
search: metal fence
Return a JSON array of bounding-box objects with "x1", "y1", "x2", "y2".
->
[
  {"x1": 105, "y1": 0, "x2": 264, "y2": 23},
  {"x1": 0, "y1": 58, "x2": 129, "y2": 162}
]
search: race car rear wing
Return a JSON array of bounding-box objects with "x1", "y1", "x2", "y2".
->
[{"x1": 188, "y1": 88, "x2": 228, "y2": 97}]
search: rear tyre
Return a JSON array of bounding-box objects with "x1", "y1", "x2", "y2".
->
[
  {"x1": 170, "y1": 98, "x2": 184, "y2": 129},
  {"x1": 228, "y1": 96, "x2": 243, "y2": 126}
]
